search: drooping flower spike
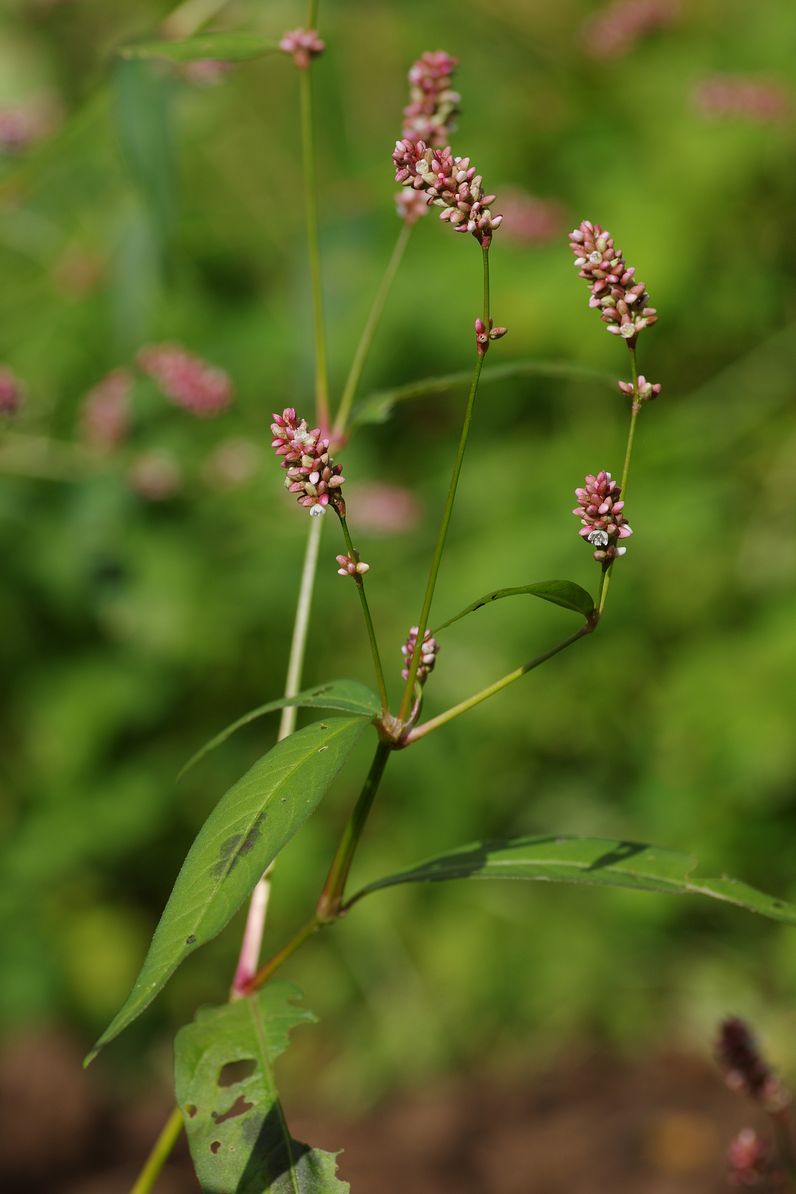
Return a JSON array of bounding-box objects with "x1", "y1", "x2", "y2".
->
[
  {"x1": 271, "y1": 408, "x2": 345, "y2": 517},
  {"x1": 569, "y1": 221, "x2": 656, "y2": 343},
  {"x1": 573, "y1": 471, "x2": 632, "y2": 562}
]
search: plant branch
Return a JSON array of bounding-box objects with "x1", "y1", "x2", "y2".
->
[
  {"x1": 337, "y1": 513, "x2": 389, "y2": 714},
  {"x1": 299, "y1": 67, "x2": 330, "y2": 432},
  {"x1": 405, "y1": 622, "x2": 593, "y2": 745},
  {"x1": 599, "y1": 344, "x2": 641, "y2": 616},
  {"x1": 397, "y1": 246, "x2": 491, "y2": 724},
  {"x1": 129, "y1": 1106, "x2": 185, "y2": 1194},
  {"x1": 332, "y1": 221, "x2": 413, "y2": 443}
]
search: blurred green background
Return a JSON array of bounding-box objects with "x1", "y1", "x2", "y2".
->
[{"x1": 2, "y1": 0, "x2": 796, "y2": 1114}]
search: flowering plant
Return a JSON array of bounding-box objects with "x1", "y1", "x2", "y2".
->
[{"x1": 70, "y1": 9, "x2": 796, "y2": 1194}]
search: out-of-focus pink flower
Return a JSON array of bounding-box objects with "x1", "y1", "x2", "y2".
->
[
  {"x1": 202, "y1": 438, "x2": 261, "y2": 489},
  {"x1": 717, "y1": 1018, "x2": 790, "y2": 1112},
  {"x1": 692, "y1": 76, "x2": 791, "y2": 124},
  {"x1": 348, "y1": 483, "x2": 421, "y2": 536},
  {"x1": 0, "y1": 367, "x2": 25, "y2": 415},
  {"x1": 279, "y1": 28, "x2": 325, "y2": 70},
  {"x1": 180, "y1": 59, "x2": 235, "y2": 87},
  {"x1": 394, "y1": 189, "x2": 429, "y2": 226},
  {"x1": 582, "y1": 0, "x2": 679, "y2": 60},
  {"x1": 727, "y1": 1129, "x2": 774, "y2": 1188},
  {"x1": 0, "y1": 103, "x2": 54, "y2": 154},
  {"x1": 498, "y1": 189, "x2": 566, "y2": 247},
  {"x1": 137, "y1": 344, "x2": 233, "y2": 417},
  {"x1": 402, "y1": 51, "x2": 460, "y2": 148},
  {"x1": 80, "y1": 368, "x2": 132, "y2": 450},
  {"x1": 128, "y1": 451, "x2": 182, "y2": 501}
]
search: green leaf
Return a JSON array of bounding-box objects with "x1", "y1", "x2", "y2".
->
[
  {"x1": 87, "y1": 717, "x2": 368, "y2": 1063},
  {"x1": 175, "y1": 983, "x2": 348, "y2": 1193},
  {"x1": 347, "y1": 834, "x2": 796, "y2": 926},
  {"x1": 180, "y1": 680, "x2": 382, "y2": 778},
  {"x1": 434, "y1": 581, "x2": 595, "y2": 633},
  {"x1": 351, "y1": 359, "x2": 615, "y2": 429},
  {"x1": 119, "y1": 32, "x2": 280, "y2": 63}
]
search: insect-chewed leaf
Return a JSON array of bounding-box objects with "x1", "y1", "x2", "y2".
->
[
  {"x1": 175, "y1": 983, "x2": 349, "y2": 1193},
  {"x1": 434, "y1": 580, "x2": 595, "y2": 633},
  {"x1": 346, "y1": 834, "x2": 796, "y2": 927},
  {"x1": 87, "y1": 717, "x2": 368, "y2": 1064},
  {"x1": 180, "y1": 679, "x2": 381, "y2": 778},
  {"x1": 119, "y1": 32, "x2": 280, "y2": 63}
]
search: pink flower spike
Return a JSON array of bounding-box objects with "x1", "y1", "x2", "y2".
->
[
  {"x1": 573, "y1": 470, "x2": 632, "y2": 563},
  {"x1": 401, "y1": 626, "x2": 440, "y2": 685},
  {"x1": 0, "y1": 366, "x2": 25, "y2": 415}
]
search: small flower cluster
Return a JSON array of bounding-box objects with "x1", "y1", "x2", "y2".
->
[
  {"x1": 717, "y1": 1018, "x2": 791, "y2": 1113},
  {"x1": 573, "y1": 471, "x2": 632, "y2": 562},
  {"x1": 137, "y1": 344, "x2": 232, "y2": 417},
  {"x1": 271, "y1": 408, "x2": 345, "y2": 517},
  {"x1": 582, "y1": 0, "x2": 679, "y2": 61},
  {"x1": 618, "y1": 375, "x2": 661, "y2": 403},
  {"x1": 336, "y1": 553, "x2": 370, "y2": 579},
  {"x1": 393, "y1": 141, "x2": 503, "y2": 247},
  {"x1": 279, "y1": 28, "x2": 325, "y2": 70},
  {"x1": 81, "y1": 368, "x2": 132, "y2": 450},
  {"x1": 401, "y1": 627, "x2": 440, "y2": 685},
  {"x1": 474, "y1": 317, "x2": 507, "y2": 356},
  {"x1": 0, "y1": 366, "x2": 24, "y2": 415},
  {"x1": 569, "y1": 221, "x2": 657, "y2": 343},
  {"x1": 402, "y1": 51, "x2": 460, "y2": 148}
]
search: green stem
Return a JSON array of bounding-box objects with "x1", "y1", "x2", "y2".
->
[
  {"x1": 332, "y1": 221, "x2": 413, "y2": 442},
  {"x1": 242, "y1": 915, "x2": 322, "y2": 995},
  {"x1": 405, "y1": 623, "x2": 592, "y2": 744},
  {"x1": 129, "y1": 1106, "x2": 184, "y2": 1194},
  {"x1": 307, "y1": 0, "x2": 320, "y2": 25},
  {"x1": 299, "y1": 67, "x2": 330, "y2": 431},
  {"x1": 397, "y1": 246, "x2": 491, "y2": 724},
  {"x1": 598, "y1": 345, "x2": 641, "y2": 617},
  {"x1": 337, "y1": 513, "x2": 389, "y2": 713},
  {"x1": 316, "y1": 742, "x2": 392, "y2": 920}
]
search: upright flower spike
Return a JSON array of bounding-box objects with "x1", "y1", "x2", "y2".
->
[
  {"x1": 393, "y1": 140, "x2": 503, "y2": 247},
  {"x1": 573, "y1": 471, "x2": 632, "y2": 562},
  {"x1": 402, "y1": 51, "x2": 460, "y2": 148},
  {"x1": 271, "y1": 408, "x2": 345, "y2": 517},
  {"x1": 279, "y1": 28, "x2": 325, "y2": 70},
  {"x1": 81, "y1": 368, "x2": 132, "y2": 450},
  {"x1": 569, "y1": 221, "x2": 657, "y2": 343},
  {"x1": 401, "y1": 627, "x2": 440, "y2": 685}
]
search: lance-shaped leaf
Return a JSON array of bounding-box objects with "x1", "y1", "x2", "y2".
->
[
  {"x1": 87, "y1": 717, "x2": 368, "y2": 1063},
  {"x1": 180, "y1": 680, "x2": 381, "y2": 778},
  {"x1": 351, "y1": 359, "x2": 614, "y2": 429},
  {"x1": 434, "y1": 581, "x2": 595, "y2": 633},
  {"x1": 346, "y1": 834, "x2": 796, "y2": 925},
  {"x1": 119, "y1": 32, "x2": 280, "y2": 63},
  {"x1": 175, "y1": 983, "x2": 348, "y2": 1193}
]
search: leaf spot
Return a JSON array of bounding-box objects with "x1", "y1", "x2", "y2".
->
[
  {"x1": 185, "y1": 1103, "x2": 197, "y2": 1118},
  {"x1": 186, "y1": 934, "x2": 197, "y2": 946},
  {"x1": 318, "y1": 745, "x2": 329, "y2": 753},
  {"x1": 212, "y1": 1094, "x2": 253, "y2": 1124},
  {"x1": 773, "y1": 901, "x2": 784, "y2": 909},
  {"x1": 213, "y1": 813, "x2": 265, "y2": 877},
  {"x1": 218, "y1": 1058, "x2": 256, "y2": 1087},
  {"x1": 210, "y1": 1140, "x2": 222, "y2": 1154}
]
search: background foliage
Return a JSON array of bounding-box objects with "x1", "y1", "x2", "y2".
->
[{"x1": 2, "y1": 0, "x2": 796, "y2": 1115}]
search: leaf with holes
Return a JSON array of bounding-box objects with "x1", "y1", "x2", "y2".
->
[
  {"x1": 346, "y1": 834, "x2": 796, "y2": 926},
  {"x1": 175, "y1": 982, "x2": 348, "y2": 1192},
  {"x1": 180, "y1": 680, "x2": 381, "y2": 778},
  {"x1": 87, "y1": 717, "x2": 368, "y2": 1063},
  {"x1": 433, "y1": 581, "x2": 595, "y2": 633},
  {"x1": 119, "y1": 32, "x2": 280, "y2": 63}
]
